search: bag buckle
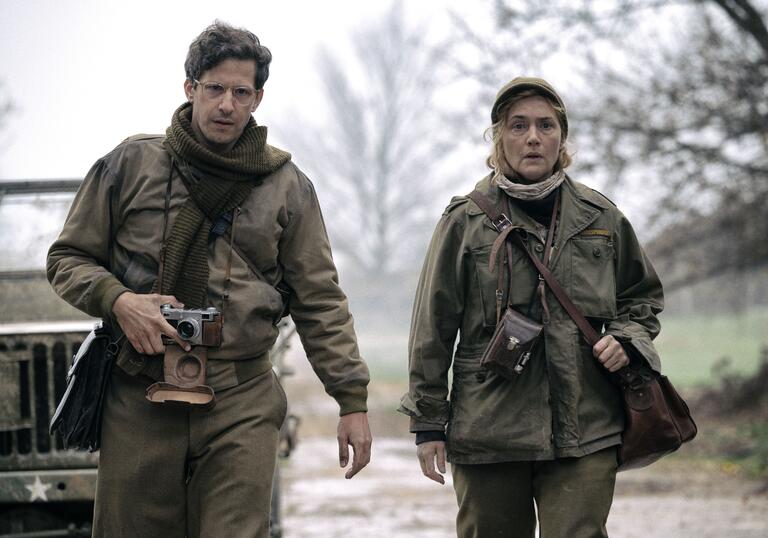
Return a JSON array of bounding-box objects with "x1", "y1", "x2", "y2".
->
[
  {"x1": 513, "y1": 352, "x2": 532, "y2": 374},
  {"x1": 507, "y1": 336, "x2": 520, "y2": 351},
  {"x1": 492, "y1": 214, "x2": 513, "y2": 232}
]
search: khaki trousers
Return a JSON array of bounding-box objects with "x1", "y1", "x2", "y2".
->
[
  {"x1": 452, "y1": 447, "x2": 618, "y2": 538},
  {"x1": 93, "y1": 366, "x2": 287, "y2": 538}
]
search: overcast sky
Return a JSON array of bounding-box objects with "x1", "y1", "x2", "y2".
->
[
  {"x1": 0, "y1": 0, "x2": 460, "y2": 180},
  {"x1": 0, "y1": 0, "x2": 658, "y2": 228}
]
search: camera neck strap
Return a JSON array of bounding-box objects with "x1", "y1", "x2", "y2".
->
[
  {"x1": 467, "y1": 188, "x2": 599, "y2": 346},
  {"x1": 157, "y1": 161, "x2": 236, "y2": 313},
  {"x1": 220, "y1": 206, "x2": 239, "y2": 312},
  {"x1": 157, "y1": 162, "x2": 175, "y2": 294}
]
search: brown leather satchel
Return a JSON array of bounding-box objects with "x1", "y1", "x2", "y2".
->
[
  {"x1": 468, "y1": 188, "x2": 697, "y2": 471},
  {"x1": 614, "y1": 367, "x2": 697, "y2": 470}
]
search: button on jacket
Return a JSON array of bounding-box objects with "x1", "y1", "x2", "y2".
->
[{"x1": 399, "y1": 175, "x2": 663, "y2": 464}]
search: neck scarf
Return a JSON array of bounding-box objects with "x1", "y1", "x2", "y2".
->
[
  {"x1": 493, "y1": 168, "x2": 566, "y2": 201},
  {"x1": 159, "y1": 102, "x2": 291, "y2": 308}
]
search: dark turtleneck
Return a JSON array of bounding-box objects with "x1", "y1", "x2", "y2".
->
[{"x1": 509, "y1": 188, "x2": 558, "y2": 227}]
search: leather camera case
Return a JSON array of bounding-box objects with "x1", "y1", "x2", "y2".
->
[{"x1": 480, "y1": 307, "x2": 543, "y2": 379}]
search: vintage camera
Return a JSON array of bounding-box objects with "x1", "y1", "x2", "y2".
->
[
  {"x1": 146, "y1": 305, "x2": 223, "y2": 408},
  {"x1": 160, "y1": 305, "x2": 222, "y2": 347}
]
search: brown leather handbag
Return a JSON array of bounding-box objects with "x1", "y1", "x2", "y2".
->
[
  {"x1": 613, "y1": 367, "x2": 697, "y2": 470},
  {"x1": 468, "y1": 189, "x2": 697, "y2": 471}
]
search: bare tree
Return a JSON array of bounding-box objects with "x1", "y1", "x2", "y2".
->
[
  {"x1": 452, "y1": 0, "x2": 768, "y2": 287},
  {"x1": 279, "y1": 2, "x2": 463, "y2": 278}
]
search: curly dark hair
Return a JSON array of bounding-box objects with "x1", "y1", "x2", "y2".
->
[{"x1": 185, "y1": 21, "x2": 272, "y2": 89}]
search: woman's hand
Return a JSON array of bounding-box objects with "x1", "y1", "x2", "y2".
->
[
  {"x1": 592, "y1": 335, "x2": 630, "y2": 372},
  {"x1": 417, "y1": 440, "x2": 447, "y2": 484}
]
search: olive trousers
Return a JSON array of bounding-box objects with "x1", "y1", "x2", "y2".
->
[
  {"x1": 93, "y1": 366, "x2": 287, "y2": 538},
  {"x1": 452, "y1": 447, "x2": 618, "y2": 538}
]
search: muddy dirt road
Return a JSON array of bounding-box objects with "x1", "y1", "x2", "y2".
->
[
  {"x1": 279, "y1": 373, "x2": 768, "y2": 538},
  {"x1": 279, "y1": 437, "x2": 767, "y2": 537}
]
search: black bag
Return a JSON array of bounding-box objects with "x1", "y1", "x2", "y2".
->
[{"x1": 50, "y1": 322, "x2": 118, "y2": 452}]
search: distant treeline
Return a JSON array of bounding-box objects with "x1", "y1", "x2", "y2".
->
[{"x1": 648, "y1": 191, "x2": 768, "y2": 315}]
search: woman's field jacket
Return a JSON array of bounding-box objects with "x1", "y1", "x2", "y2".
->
[{"x1": 400, "y1": 175, "x2": 664, "y2": 464}]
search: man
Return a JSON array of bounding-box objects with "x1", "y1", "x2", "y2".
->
[{"x1": 47, "y1": 21, "x2": 372, "y2": 538}]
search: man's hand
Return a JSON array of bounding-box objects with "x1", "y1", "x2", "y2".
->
[
  {"x1": 112, "y1": 292, "x2": 190, "y2": 355},
  {"x1": 417, "y1": 440, "x2": 447, "y2": 484},
  {"x1": 337, "y1": 412, "x2": 372, "y2": 479},
  {"x1": 593, "y1": 335, "x2": 630, "y2": 372}
]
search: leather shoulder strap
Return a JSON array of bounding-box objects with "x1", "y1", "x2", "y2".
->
[
  {"x1": 467, "y1": 190, "x2": 511, "y2": 232},
  {"x1": 510, "y1": 232, "x2": 601, "y2": 346},
  {"x1": 467, "y1": 189, "x2": 601, "y2": 346}
]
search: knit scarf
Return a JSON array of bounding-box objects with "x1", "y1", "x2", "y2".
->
[
  {"x1": 493, "y1": 168, "x2": 566, "y2": 201},
  {"x1": 158, "y1": 102, "x2": 291, "y2": 308}
]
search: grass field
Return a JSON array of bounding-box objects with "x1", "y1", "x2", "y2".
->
[
  {"x1": 655, "y1": 307, "x2": 768, "y2": 387},
  {"x1": 360, "y1": 307, "x2": 768, "y2": 388}
]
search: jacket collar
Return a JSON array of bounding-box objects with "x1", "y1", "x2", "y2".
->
[
  {"x1": 469, "y1": 174, "x2": 611, "y2": 243},
  {"x1": 556, "y1": 176, "x2": 610, "y2": 242}
]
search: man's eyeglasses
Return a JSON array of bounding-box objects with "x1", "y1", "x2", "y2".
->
[{"x1": 193, "y1": 79, "x2": 258, "y2": 106}]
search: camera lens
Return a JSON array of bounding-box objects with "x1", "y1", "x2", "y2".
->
[{"x1": 177, "y1": 320, "x2": 197, "y2": 340}]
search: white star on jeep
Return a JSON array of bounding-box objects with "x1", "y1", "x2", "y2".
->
[{"x1": 25, "y1": 476, "x2": 51, "y2": 502}]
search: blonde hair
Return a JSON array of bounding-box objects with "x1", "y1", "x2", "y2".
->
[{"x1": 485, "y1": 89, "x2": 572, "y2": 175}]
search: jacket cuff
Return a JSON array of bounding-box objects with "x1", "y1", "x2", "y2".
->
[
  {"x1": 90, "y1": 274, "x2": 130, "y2": 322},
  {"x1": 409, "y1": 416, "x2": 449, "y2": 432},
  {"x1": 609, "y1": 331, "x2": 661, "y2": 373},
  {"x1": 332, "y1": 384, "x2": 369, "y2": 416},
  {"x1": 623, "y1": 338, "x2": 661, "y2": 373},
  {"x1": 398, "y1": 393, "x2": 450, "y2": 428},
  {"x1": 415, "y1": 430, "x2": 446, "y2": 445}
]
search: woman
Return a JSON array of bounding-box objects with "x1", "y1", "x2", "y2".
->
[{"x1": 399, "y1": 77, "x2": 664, "y2": 537}]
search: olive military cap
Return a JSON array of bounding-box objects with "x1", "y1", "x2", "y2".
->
[{"x1": 491, "y1": 77, "x2": 568, "y2": 140}]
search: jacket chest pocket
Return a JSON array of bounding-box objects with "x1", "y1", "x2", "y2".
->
[
  {"x1": 568, "y1": 236, "x2": 617, "y2": 319},
  {"x1": 470, "y1": 245, "x2": 497, "y2": 331},
  {"x1": 470, "y1": 245, "x2": 538, "y2": 330}
]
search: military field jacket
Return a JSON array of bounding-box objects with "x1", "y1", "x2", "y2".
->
[
  {"x1": 400, "y1": 175, "x2": 664, "y2": 464},
  {"x1": 47, "y1": 135, "x2": 369, "y2": 414}
]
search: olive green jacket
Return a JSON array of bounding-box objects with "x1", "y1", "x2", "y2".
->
[
  {"x1": 47, "y1": 135, "x2": 369, "y2": 415},
  {"x1": 399, "y1": 175, "x2": 664, "y2": 464}
]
